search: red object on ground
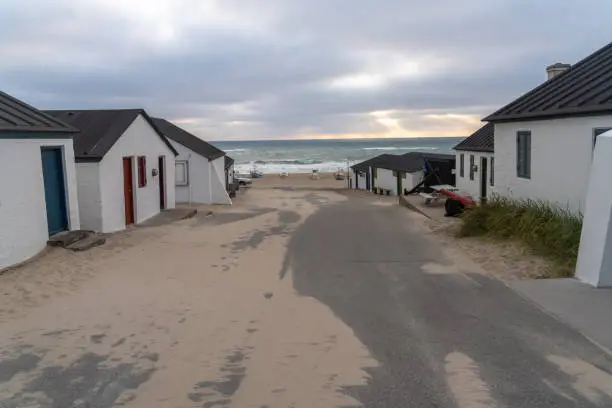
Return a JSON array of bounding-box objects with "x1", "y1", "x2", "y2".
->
[{"x1": 439, "y1": 189, "x2": 476, "y2": 208}]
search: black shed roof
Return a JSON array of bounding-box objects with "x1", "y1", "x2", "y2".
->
[
  {"x1": 225, "y1": 156, "x2": 234, "y2": 169},
  {"x1": 485, "y1": 42, "x2": 612, "y2": 123},
  {"x1": 353, "y1": 153, "x2": 425, "y2": 173},
  {"x1": 152, "y1": 118, "x2": 225, "y2": 160},
  {"x1": 0, "y1": 91, "x2": 76, "y2": 134},
  {"x1": 45, "y1": 109, "x2": 178, "y2": 162},
  {"x1": 453, "y1": 123, "x2": 494, "y2": 152}
]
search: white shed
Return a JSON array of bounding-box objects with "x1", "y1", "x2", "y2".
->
[
  {"x1": 0, "y1": 91, "x2": 81, "y2": 270},
  {"x1": 153, "y1": 118, "x2": 231, "y2": 205},
  {"x1": 483, "y1": 41, "x2": 612, "y2": 214},
  {"x1": 45, "y1": 109, "x2": 178, "y2": 233},
  {"x1": 454, "y1": 123, "x2": 495, "y2": 202}
]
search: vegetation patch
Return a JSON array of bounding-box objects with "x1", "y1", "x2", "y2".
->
[{"x1": 457, "y1": 197, "x2": 582, "y2": 278}]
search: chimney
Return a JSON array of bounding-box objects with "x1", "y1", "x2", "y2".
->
[{"x1": 546, "y1": 63, "x2": 571, "y2": 80}]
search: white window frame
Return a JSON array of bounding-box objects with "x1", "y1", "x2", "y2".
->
[{"x1": 175, "y1": 160, "x2": 189, "y2": 186}]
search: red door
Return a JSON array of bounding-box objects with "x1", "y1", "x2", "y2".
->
[
  {"x1": 158, "y1": 156, "x2": 166, "y2": 210},
  {"x1": 123, "y1": 157, "x2": 135, "y2": 225}
]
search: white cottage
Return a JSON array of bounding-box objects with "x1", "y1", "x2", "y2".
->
[
  {"x1": 484, "y1": 41, "x2": 612, "y2": 214},
  {"x1": 0, "y1": 91, "x2": 81, "y2": 270},
  {"x1": 454, "y1": 123, "x2": 494, "y2": 201},
  {"x1": 152, "y1": 118, "x2": 232, "y2": 205},
  {"x1": 45, "y1": 109, "x2": 178, "y2": 233},
  {"x1": 351, "y1": 152, "x2": 455, "y2": 195}
]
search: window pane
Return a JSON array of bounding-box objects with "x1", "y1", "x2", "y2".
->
[
  {"x1": 490, "y1": 157, "x2": 495, "y2": 186},
  {"x1": 517, "y1": 131, "x2": 531, "y2": 178},
  {"x1": 460, "y1": 154, "x2": 464, "y2": 177},
  {"x1": 469, "y1": 155, "x2": 474, "y2": 180},
  {"x1": 175, "y1": 161, "x2": 189, "y2": 186}
]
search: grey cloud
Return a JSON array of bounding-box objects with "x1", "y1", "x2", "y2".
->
[{"x1": 1, "y1": 0, "x2": 611, "y2": 139}]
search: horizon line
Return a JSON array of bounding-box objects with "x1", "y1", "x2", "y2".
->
[{"x1": 210, "y1": 135, "x2": 467, "y2": 143}]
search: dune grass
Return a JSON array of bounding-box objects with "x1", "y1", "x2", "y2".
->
[{"x1": 457, "y1": 197, "x2": 583, "y2": 278}]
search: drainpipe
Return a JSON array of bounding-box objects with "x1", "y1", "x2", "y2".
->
[
  {"x1": 208, "y1": 159, "x2": 213, "y2": 204},
  {"x1": 187, "y1": 154, "x2": 192, "y2": 207}
]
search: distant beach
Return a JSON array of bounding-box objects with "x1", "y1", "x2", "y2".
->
[{"x1": 212, "y1": 137, "x2": 464, "y2": 174}]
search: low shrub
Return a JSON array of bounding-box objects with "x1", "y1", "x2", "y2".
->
[{"x1": 458, "y1": 197, "x2": 582, "y2": 277}]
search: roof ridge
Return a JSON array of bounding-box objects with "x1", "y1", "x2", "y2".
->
[{"x1": 484, "y1": 41, "x2": 612, "y2": 122}]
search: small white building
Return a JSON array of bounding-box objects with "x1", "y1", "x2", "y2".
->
[
  {"x1": 484, "y1": 42, "x2": 612, "y2": 214},
  {"x1": 46, "y1": 109, "x2": 178, "y2": 233},
  {"x1": 0, "y1": 91, "x2": 81, "y2": 270},
  {"x1": 351, "y1": 153, "x2": 455, "y2": 195},
  {"x1": 153, "y1": 118, "x2": 232, "y2": 205},
  {"x1": 454, "y1": 123, "x2": 495, "y2": 202}
]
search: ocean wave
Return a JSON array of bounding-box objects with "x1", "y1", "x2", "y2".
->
[
  {"x1": 362, "y1": 146, "x2": 439, "y2": 151},
  {"x1": 223, "y1": 148, "x2": 247, "y2": 152},
  {"x1": 235, "y1": 160, "x2": 348, "y2": 174},
  {"x1": 253, "y1": 159, "x2": 324, "y2": 165}
]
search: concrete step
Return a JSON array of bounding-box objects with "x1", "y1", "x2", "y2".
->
[
  {"x1": 66, "y1": 234, "x2": 106, "y2": 252},
  {"x1": 48, "y1": 230, "x2": 92, "y2": 248},
  {"x1": 48, "y1": 230, "x2": 106, "y2": 252}
]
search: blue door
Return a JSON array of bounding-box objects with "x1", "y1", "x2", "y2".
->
[{"x1": 41, "y1": 147, "x2": 68, "y2": 235}]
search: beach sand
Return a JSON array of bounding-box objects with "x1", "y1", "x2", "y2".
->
[
  {"x1": 0, "y1": 181, "x2": 375, "y2": 408},
  {"x1": 245, "y1": 171, "x2": 349, "y2": 189}
]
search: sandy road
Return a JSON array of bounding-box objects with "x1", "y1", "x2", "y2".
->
[
  {"x1": 0, "y1": 184, "x2": 375, "y2": 408},
  {"x1": 1, "y1": 178, "x2": 612, "y2": 407}
]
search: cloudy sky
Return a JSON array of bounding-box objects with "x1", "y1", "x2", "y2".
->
[{"x1": 1, "y1": 1, "x2": 610, "y2": 140}]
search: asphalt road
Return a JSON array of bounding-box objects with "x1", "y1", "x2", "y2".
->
[{"x1": 287, "y1": 194, "x2": 612, "y2": 407}]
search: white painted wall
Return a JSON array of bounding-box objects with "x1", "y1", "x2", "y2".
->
[
  {"x1": 0, "y1": 138, "x2": 80, "y2": 270},
  {"x1": 76, "y1": 163, "x2": 102, "y2": 231},
  {"x1": 374, "y1": 168, "x2": 397, "y2": 195},
  {"x1": 405, "y1": 171, "x2": 423, "y2": 192},
  {"x1": 351, "y1": 169, "x2": 368, "y2": 190},
  {"x1": 576, "y1": 130, "x2": 612, "y2": 287},
  {"x1": 455, "y1": 151, "x2": 494, "y2": 201},
  {"x1": 95, "y1": 114, "x2": 176, "y2": 233},
  {"x1": 169, "y1": 140, "x2": 231, "y2": 205},
  {"x1": 495, "y1": 115, "x2": 612, "y2": 213},
  {"x1": 211, "y1": 156, "x2": 231, "y2": 204}
]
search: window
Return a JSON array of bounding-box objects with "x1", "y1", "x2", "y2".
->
[
  {"x1": 137, "y1": 156, "x2": 147, "y2": 187},
  {"x1": 372, "y1": 167, "x2": 377, "y2": 177},
  {"x1": 490, "y1": 157, "x2": 495, "y2": 186},
  {"x1": 516, "y1": 131, "x2": 531, "y2": 179},
  {"x1": 469, "y1": 155, "x2": 474, "y2": 181},
  {"x1": 459, "y1": 154, "x2": 464, "y2": 177},
  {"x1": 593, "y1": 128, "x2": 612, "y2": 150},
  {"x1": 175, "y1": 160, "x2": 189, "y2": 186}
]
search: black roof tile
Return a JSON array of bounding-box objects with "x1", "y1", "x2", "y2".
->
[
  {"x1": 485, "y1": 42, "x2": 612, "y2": 122},
  {"x1": 0, "y1": 91, "x2": 76, "y2": 134},
  {"x1": 453, "y1": 123, "x2": 494, "y2": 152},
  {"x1": 45, "y1": 109, "x2": 178, "y2": 162},
  {"x1": 152, "y1": 118, "x2": 225, "y2": 160}
]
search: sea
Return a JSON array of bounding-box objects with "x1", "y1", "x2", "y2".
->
[{"x1": 211, "y1": 137, "x2": 465, "y2": 174}]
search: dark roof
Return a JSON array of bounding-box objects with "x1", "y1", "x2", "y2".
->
[
  {"x1": 0, "y1": 91, "x2": 77, "y2": 134},
  {"x1": 485, "y1": 42, "x2": 612, "y2": 122},
  {"x1": 152, "y1": 118, "x2": 225, "y2": 160},
  {"x1": 418, "y1": 152, "x2": 456, "y2": 161},
  {"x1": 351, "y1": 154, "x2": 387, "y2": 171},
  {"x1": 353, "y1": 153, "x2": 425, "y2": 173},
  {"x1": 225, "y1": 156, "x2": 234, "y2": 169},
  {"x1": 352, "y1": 152, "x2": 455, "y2": 172},
  {"x1": 44, "y1": 109, "x2": 178, "y2": 162},
  {"x1": 453, "y1": 123, "x2": 494, "y2": 152}
]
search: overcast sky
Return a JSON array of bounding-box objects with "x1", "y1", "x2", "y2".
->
[{"x1": 1, "y1": 1, "x2": 611, "y2": 140}]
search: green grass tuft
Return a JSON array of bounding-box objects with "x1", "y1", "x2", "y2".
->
[{"x1": 457, "y1": 197, "x2": 582, "y2": 278}]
